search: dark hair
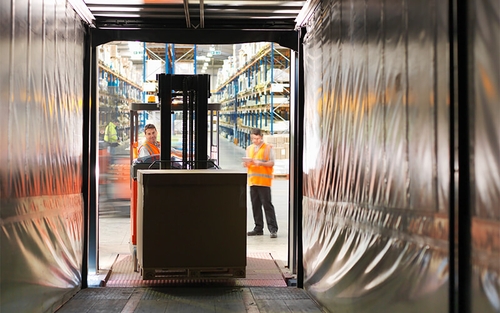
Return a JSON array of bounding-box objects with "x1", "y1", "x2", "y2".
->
[
  {"x1": 144, "y1": 124, "x2": 156, "y2": 133},
  {"x1": 250, "y1": 128, "x2": 263, "y2": 136}
]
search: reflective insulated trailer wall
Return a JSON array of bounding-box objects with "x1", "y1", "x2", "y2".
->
[
  {"x1": 0, "y1": 0, "x2": 86, "y2": 312},
  {"x1": 468, "y1": 0, "x2": 500, "y2": 311},
  {"x1": 298, "y1": 0, "x2": 499, "y2": 312}
]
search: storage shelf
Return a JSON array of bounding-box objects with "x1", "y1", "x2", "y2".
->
[
  {"x1": 221, "y1": 103, "x2": 290, "y2": 111},
  {"x1": 98, "y1": 60, "x2": 144, "y2": 142},
  {"x1": 214, "y1": 45, "x2": 272, "y2": 93},
  {"x1": 213, "y1": 43, "x2": 291, "y2": 148},
  {"x1": 99, "y1": 61, "x2": 143, "y2": 90}
]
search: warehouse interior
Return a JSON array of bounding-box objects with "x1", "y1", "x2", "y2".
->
[{"x1": 1, "y1": 0, "x2": 499, "y2": 313}]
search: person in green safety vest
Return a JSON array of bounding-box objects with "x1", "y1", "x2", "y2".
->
[{"x1": 104, "y1": 121, "x2": 119, "y2": 160}]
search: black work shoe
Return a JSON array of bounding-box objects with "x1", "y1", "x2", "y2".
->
[
  {"x1": 247, "y1": 230, "x2": 264, "y2": 236},
  {"x1": 270, "y1": 232, "x2": 277, "y2": 238}
]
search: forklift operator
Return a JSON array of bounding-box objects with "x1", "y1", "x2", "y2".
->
[{"x1": 138, "y1": 124, "x2": 161, "y2": 157}]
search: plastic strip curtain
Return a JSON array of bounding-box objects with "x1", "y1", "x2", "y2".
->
[
  {"x1": 302, "y1": 0, "x2": 450, "y2": 311},
  {"x1": 301, "y1": 0, "x2": 500, "y2": 312},
  {"x1": 0, "y1": 0, "x2": 85, "y2": 312},
  {"x1": 471, "y1": 0, "x2": 500, "y2": 311}
]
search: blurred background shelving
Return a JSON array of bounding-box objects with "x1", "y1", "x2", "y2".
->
[{"x1": 97, "y1": 41, "x2": 290, "y2": 183}]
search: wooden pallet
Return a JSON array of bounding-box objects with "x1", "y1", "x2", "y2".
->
[
  {"x1": 140, "y1": 266, "x2": 246, "y2": 280},
  {"x1": 273, "y1": 173, "x2": 289, "y2": 180}
]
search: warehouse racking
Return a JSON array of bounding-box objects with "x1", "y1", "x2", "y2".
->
[
  {"x1": 96, "y1": 41, "x2": 290, "y2": 176},
  {"x1": 214, "y1": 42, "x2": 291, "y2": 149},
  {"x1": 98, "y1": 43, "x2": 143, "y2": 142},
  {"x1": 97, "y1": 44, "x2": 145, "y2": 201}
]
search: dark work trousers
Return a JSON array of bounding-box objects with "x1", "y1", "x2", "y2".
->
[{"x1": 250, "y1": 185, "x2": 278, "y2": 233}]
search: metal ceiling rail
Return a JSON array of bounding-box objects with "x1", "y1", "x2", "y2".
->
[
  {"x1": 200, "y1": 0, "x2": 205, "y2": 28},
  {"x1": 183, "y1": 0, "x2": 191, "y2": 28},
  {"x1": 77, "y1": 0, "x2": 305, "y2": 50},
  {"x1": 83, "y1": 0, "x2": 305, "y2": 30},
  {"x1": 91, "y1": 28, "x2": 299, "y2": 51}
]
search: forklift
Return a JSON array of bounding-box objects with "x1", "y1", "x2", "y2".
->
[{"x1": 129, "y1": 74, "x2": 224, "y2": 272}]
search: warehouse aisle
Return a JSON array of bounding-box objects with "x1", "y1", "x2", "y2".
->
[{"x1": 96, "y1": 135, "x2": 290, "y2": 277}]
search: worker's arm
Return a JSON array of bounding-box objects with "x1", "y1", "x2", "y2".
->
[
  {"x1": 138, "y1": 145, "x2": 150, "y2": 158},
  {"x1": 252, "y1": 146, "x2": 274, "y2": 167},
  {"x1": 254, "y1": 159, "x2": 274, "y2": 167}
]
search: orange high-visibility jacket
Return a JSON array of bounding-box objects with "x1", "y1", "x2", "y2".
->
[
  {"x1": 139, "y1": 141, "x2": 160, "y2": 156},
  {"x1": 247, "y1": 143, "x2": 273, "y2": 187}
]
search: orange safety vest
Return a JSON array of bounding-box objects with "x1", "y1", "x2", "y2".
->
[
  {"x1": 247, "y1": 143, "x2": 273, "y2": 187},
  {"x1": 139, "y1": 141, "x2": 160, "y2": 156}
]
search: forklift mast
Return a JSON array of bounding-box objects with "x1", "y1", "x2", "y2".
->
[
  {"x1": 130, "y1": 74, "x2": 221, "y2": 169},
  {"x1": 158, "y1": 73, "x2": 210, "y2": 169},
  {"x1": 128, "y1": 74, "x2": 220, "y2": 270}
]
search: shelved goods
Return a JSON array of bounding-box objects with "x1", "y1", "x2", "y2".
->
[
  {"x1": 214, "y1": 42, "x2": 291, "y2": 149},
  {"x1": 96, "y1": 42, "x2": 291, "y2": 166},
  {"x1": 98, "y1": 43, "x2": 145, "y2": 201},
  {"x1": 98, "y1": 44, "x2": 144, "y2": 141}
]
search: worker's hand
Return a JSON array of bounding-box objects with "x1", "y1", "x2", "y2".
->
[{"x1": 242, "y1": 157, "x2": 253, "y2": 167}]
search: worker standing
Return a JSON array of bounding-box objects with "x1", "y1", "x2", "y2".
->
[
  {"x1": 243, "y1": 128, "x2": 278, "y2": 238},
  {"x1": 104, "y1": 121, "x2": 119, "y2": 162}
]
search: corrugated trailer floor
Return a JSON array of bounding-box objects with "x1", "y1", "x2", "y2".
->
[
  {"x1": 56, "y1": 285, "x2": 324, "y2": 313},
  {"x1": 56, "y1": 252, "x2": 325, "y2": 312}
]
